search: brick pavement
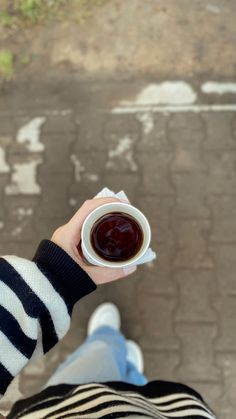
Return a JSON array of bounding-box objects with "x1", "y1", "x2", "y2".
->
[{"x1": 0, "y1": 80, "x2": 236, "y2": 418}]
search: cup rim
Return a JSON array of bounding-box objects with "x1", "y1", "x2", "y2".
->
[{"x1": 81, "y1": 202, "x2": 151, "y2": 268}]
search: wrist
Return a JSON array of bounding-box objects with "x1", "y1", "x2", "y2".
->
[{"x1": 33, "y1": 240, "x2": 96, "y2": 313}]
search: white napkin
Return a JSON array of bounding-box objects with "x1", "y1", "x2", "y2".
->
[{"x1": 94, "y1": 187, "x2": 157, "y2": 265}]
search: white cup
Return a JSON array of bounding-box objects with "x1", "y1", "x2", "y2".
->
[{"x1": 81, "y1": 202, "x2": 151, "y2": 268}]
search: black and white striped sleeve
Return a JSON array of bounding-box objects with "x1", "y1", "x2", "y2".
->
[{"x1": 0, "y1": 240, "x2": 96, "y2": 396}]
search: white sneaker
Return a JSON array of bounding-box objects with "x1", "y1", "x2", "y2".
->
[
  {"x1": 87, "y1": 303, "x2": 121, "y2": 336},
  {"x1": 127, "y1": 340, "x2": 144, "y2": 373}
]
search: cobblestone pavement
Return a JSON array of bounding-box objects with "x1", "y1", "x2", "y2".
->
[{"x1": 0, "y1": 80, "x2": 236, "y2": 418}]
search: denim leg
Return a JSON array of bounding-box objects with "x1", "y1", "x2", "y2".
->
[
  {"x1": 126, "y1": 361, "x2": 148, "y2": 386},
  {"x1": 45, "y1": 326, "x2": 128, "y2": 387}
]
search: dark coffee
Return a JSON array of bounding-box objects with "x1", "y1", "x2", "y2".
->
[{"x1": 90, "y1": 212, "x2": 143, "y2": 262}]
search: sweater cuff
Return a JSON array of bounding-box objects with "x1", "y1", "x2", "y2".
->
[{"x1": 33, "y1": 240, "x2": 96, "y2": 313}]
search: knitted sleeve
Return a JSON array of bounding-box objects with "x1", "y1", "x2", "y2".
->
[{"x1": 0, "y1": 240, "x2": 96, "y2": 396}]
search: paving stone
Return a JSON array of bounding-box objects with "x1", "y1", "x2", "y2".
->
[
  {"x1": 137, "y1": 113, "x2": 170, "y2": 151},
  {"x1": 2, "y1": 198, "x2": 38, "y2": 242},
  {"x1": 104, "y1": 278, "x2": 143, "y2": 340},
  {"x1": 168, "y1": 114, "x2": 206, "y2": 173},
  {"x1": 7, "y1": 82, "x2": 68, "y2": 112},
  {"x1": 13, "y1": 116, "x2": 33, "y2": 133},
  {"x1": 104, "y1": 113, "x2": 140, "y2": 137},
  {"x1": 0, "y1": 242, "x2": 36, "y2": 259},
  {"x1": 169, "y1": 126, "x2": 205, "y2": 147},
  {"x1": 37, "y1": 173, "x2": 71, "y2": 217},
  {"x1": 137, "y1": 294, "x2": 180, "y2": 350},
  {"x1": 69, "y1": 180, "x2": 105, "y2": 201},
  {"x1": 216, "y1": 353, "x2": 236, "y2": 416},
  {"x1": 174, "y1": 270, "x2": 216, "y2": 322},
  {"x1": 70, "y1": 151, "x2": 106, "y2": 179},
  {"x1": 41, "y1": 114, "x2": 76, "y2": 133},
  {"x1": 172, "y1": 173, "x2": 210, "y2": 217},
  {"x1": 168, "y1": 113, "x2": 204, "y2": 132},
  {"x1": 205, "y1": 150, "x2": 236, "y2": 195},
  {"x1": 68, "y1": 150, "x2": 106, "y2": 197},
  {"x1": 3, "y1": 196, "x2": 39, "y2": 218},
  {"x1": 41, "y1": 134, "x2": 75, "y2": 173},
  {"x1": 34, "y1": 216, "x2": 68, "y2": 241},
  {"x1": 136, "y1": 244, "x2": 176, "y2": 295},
  {"x1": 8, "y1": 152, "x2": 43, "y2": 165},
  {"x1": 10, "y1": 116, "x2": 46, "y2": 155},
  {"x1": 144, "y1": 351, "x2": 180, "y2": 381},
  {"x1": 0, "y1": 199, "x2": 5, "y2": 219},
  {"x1": 175, "y1": 324, "x2": 220, "y2": 381},
  {"x1": 0, "y1": 217, "x2": 36, "y2": 242},
  {"x1": 232, "y1": 114, "x2": 236, "y2": 136},
  {"x1": 0, "y1": 117, "x2": 15, "y2": 136},
  {"x1": 173, "y1": 219, "x2": 214, "y2": 269},
  {"x1": 0, "y1": 135, "x2": 11, "y2": 147},
  {"x1": 168, "y1": 128, "x2": 205, "y2": 180},
  {"x1": 137, "y1": 151, "x2": 174, "y2": 195},
  {"x1": 172, "y1": 146, "x2": 207, "y2": 172},
  {"x1": 214, "y1": 295, "x2": 236, "y2": 351},
  {"x1": 102, "y1": 173, "x2": 140, "y2": 202},
  {"x1": 104, "y1": 133, "x2": 139, "y2": 173},
  {"x1": 0, "y1": 175, "x2": 9, "y2": 204},
  {"x1": 203, "y1": 113, "x2": 236, "y2": 150},
  {"x1": 136, "y1": 196, "x2": 175, "y2": 244},
  {"x1": 209, "y1": 244, "x2": 236, "y2": 295},
  {"x1": 73, "y1": 114, "x2": 106, "y2": 151},
  {"x1": 209, "y1": 195, "x2": 236, "y2": 243}
]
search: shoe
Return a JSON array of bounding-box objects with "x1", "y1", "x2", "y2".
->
[
  {"x1": 126, "y1": 340, "x2": 144, "y2": 373},
  {"x1": 87, "y1": 303, "x2": 121, "y2": 336}
]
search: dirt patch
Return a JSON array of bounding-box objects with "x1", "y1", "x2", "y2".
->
[{"x1": 0, "y1": 0, "x2": 236, "y2": 81}]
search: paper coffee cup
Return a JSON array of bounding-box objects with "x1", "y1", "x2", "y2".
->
[{"x1": 81, "y1": 202, "x2": 151, "y2": 268}]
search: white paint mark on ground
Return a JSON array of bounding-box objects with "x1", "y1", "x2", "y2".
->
[
  {"x1": 47, "y1": 109, "x2": 72, "y2": 116},
  {"x1": 15, "y1": 207, "x2": 33, "y2": 220},
  {"x1": 201, "y1": 82, "x2": 236, "y2": 95},
  {"x1": 11, "y1": 226, "x2": 23, "y2": 237},
  {"x1": 71, "y1": 155, "x2": 85, "y2": 182},
  {"x1": 69, "y1": 198, "x2": 77, "y2": 206},
  {"x1": 84, "y1": 173, "x2": 99, "y2": 182},
  {"x1": 112, "y1": 104, "x2": 236, "y2": 114},
  {"x1": 206, "y1": 4, "x2": 220, "y2": 13},
  {"x1": 137, "y1": 112, "x2": 154, "y2": 134},
  {"x1": 122, "y1": 82, "x2": 197, "y2": 106},
  {"x1": 147, "y1": 261, "x2": 155, "y2": 269},
  {"x1": 0, "y1": 221, "x2": 4, "y2": 229},
  {"x1": 17, "y1": 117, "x2": 46, "y2": 152},
  {"x1": 5, "y1": 159, "x2": 42, "y2": 195},
  {"x1": 0, "y1": 109, "x2": 72, "y2": 117},
  {"x1": 106, "y1": 136, "x2": 138, "y2": 172},
  {"x1": 0, "y1": 147, "x2": 10, "y2": 173}
]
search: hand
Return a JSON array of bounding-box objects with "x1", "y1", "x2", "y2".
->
[{"x1": 51, "y1": 197, "x2": 137, "y2": 285}]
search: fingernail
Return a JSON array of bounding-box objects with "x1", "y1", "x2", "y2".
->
[
  {"x1": 123, "y1": 265, "x2": 137, "y2": 276},
  {"x1": 119, "y1": 198, "x2": 130, "y2": 204}
]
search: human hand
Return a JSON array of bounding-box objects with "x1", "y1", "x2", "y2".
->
[{"x1": 51, "y1": 197, "x2": 137, "y2": 285}]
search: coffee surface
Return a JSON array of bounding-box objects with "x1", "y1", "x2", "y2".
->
[{"x1": 90, "y1": 212, "x2": 143, "y2": 261}]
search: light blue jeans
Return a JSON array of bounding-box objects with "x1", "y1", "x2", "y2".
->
[{"x1": 46, "y1": 326, "x2": 147, "y2": 387}]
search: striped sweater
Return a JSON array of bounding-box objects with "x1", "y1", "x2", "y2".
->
[{"x1": 0, "y1": 240, "x2": 216, "y2": 419}]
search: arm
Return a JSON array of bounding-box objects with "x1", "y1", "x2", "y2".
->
[
  {"x1": 0, "y1": 198, "x2": 135, "y2": 396},
  {"x1": 0, "y1": 240, "x2": 95, "y2": 396}
]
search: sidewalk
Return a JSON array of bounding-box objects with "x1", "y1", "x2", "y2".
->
[{"x1": 0, "y1": 79, "x2": 235, "y2": 418}]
